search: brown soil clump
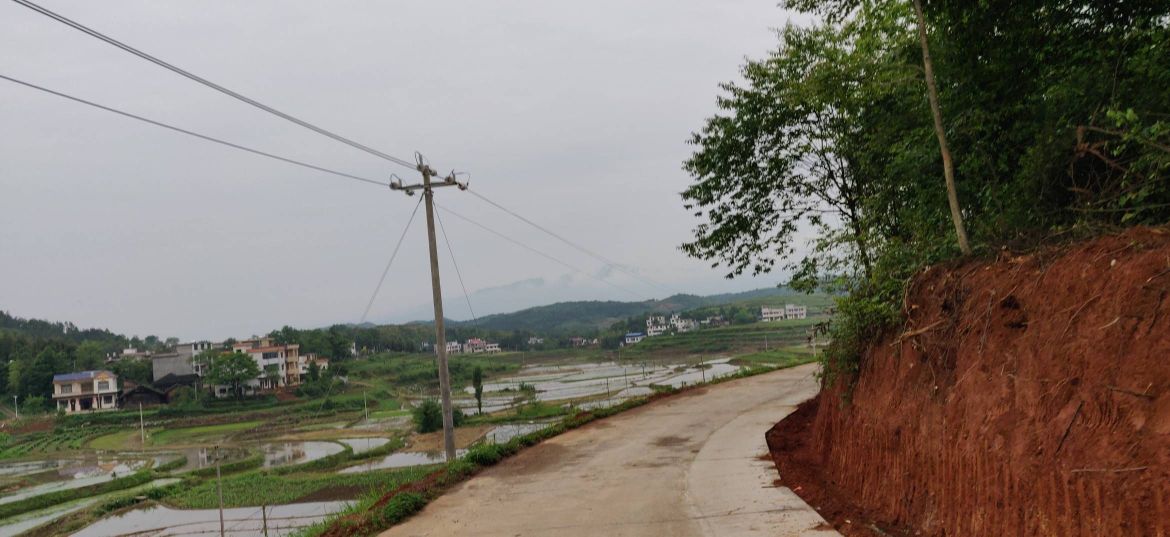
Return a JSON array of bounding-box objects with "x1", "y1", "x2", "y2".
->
[{"x1": 768, "y1": 227, "x2": 1170, "y2": 536}]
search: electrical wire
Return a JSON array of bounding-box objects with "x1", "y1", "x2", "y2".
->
[
  {"x1": 435, "y1": 209, "x2": 478, "y2": 326},
  {"x1": 360, "y1": 196, "x2": 424, "y2": 323},
  {"x1": 12, "y1": 0, "x2": 418, "y2": 170},
  {"x1": 434, "y1": 202, "x2": 644, "y2": 300},
  {"x1": 0, "y1": 73, "x2": 389, "y2": 188},
  {"x1": 465, "y1": 189, "x2": 672, "y2": 295}
]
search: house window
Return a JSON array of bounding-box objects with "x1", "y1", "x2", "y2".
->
[
  {"x1": 60, "y1": 384, "x2": 73, "y2": 394},
  {"x1": 97, "y1": 381, "x2": 110, "y2": 391},
  {"x1": 103, "y1": 395, "x2": 113, "y2": 405},
  {"x1": 263, "y1": 352, "x2": 279, "y2": 360}
]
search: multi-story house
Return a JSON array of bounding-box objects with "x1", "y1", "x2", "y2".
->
[
  {"x1": 646, "y1": 316, "x2": 667, "y2": 337},
  {"x1": 484, "y1": 343, "x2": 501, "y2": 353},
  {"x1": 624, "y1": 332, "x2": 646, "y2": 345},
  {"x1": 52, "y1": 370, "x2": 119, "y2": 413},
  {"x1": 231, "y1": 337, "x2": 301, "y2": 391},
  {"x1": 444, "y1": 341, "x2": 463, "y2": 354},
  {"x1": 463, "y1": 338, "x2": 488, "y2": 353},
  {"x1": 761, "y1": 304, "x2": 809, "y2": 321}
]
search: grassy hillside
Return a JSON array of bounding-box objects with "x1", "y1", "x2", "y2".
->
[{"x1": 462, "y1": 287, "x2": 830, "y2": 333}]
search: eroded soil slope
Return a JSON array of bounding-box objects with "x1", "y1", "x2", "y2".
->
[{"x1": 769, "y1": 227, "x2": 1170, "y2": 536}]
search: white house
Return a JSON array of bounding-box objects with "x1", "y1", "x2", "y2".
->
[
  {"x1": 53, "y1": 370, "x2": 119, "y2": 413},
  {"x1": 484, "y1": 343, "x2": 501, "y2": 353},
  {"x1": 445, "y1": 341, "x2": 463, "y2": 354},
  {"x1": 670, "y1": 314, "x2": 699, "y2": 333},
  {"x1": 761, "y1": 304, "x2": 809, "y2": 322},
  {"x1": 624, "y1": 332, "x2": 646, "y2": 345},
  {"x1": 646, "y1": 316, "x2": 667, "y2": 337}
]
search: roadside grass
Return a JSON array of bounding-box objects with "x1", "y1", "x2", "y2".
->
[{"x1": 305, "y1": 361, "x2": 810, "y2": 536}]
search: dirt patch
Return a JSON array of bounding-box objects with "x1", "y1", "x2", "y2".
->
[
  {"x1": 650, "y1": 435, "x2": 690, "y2": 447},
  {"x1": 295, "y1": 485, "x2": 363, "y2": 503},
  {"x1": 404, "y1": 426, "x2": 490, "y2": 452},
  {"x1": 768, "y1": 227, "x2": 1170, "y2": 536}
]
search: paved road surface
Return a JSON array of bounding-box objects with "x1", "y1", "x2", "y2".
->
[{"x1": 382, "y1": 363, "x2": 839, "y2": 537}]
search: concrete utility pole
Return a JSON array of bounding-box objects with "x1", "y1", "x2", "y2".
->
[
  {"x1": 389, "y1": 156, "x2": 468, "y2": 462},
  {"x1": 139, "y1": 403, "x2": 145, "y2": 448},
  {"x1": 214, "y1": 445, "x2": 225, "y2": 537}
]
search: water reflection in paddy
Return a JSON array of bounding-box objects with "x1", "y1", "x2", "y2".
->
[
  {"x1": 260, "y1": 441, "x2": 345, "y2": 468},
  {"x1": 336, "y1": 437, "x2": 390, "y2": 454},
  {"x1": 340, "y1": 450, "x2": 465, "y2": 473}
]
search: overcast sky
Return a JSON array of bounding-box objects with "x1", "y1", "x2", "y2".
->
[{"x1": 0, "y1": 1, "x2": 809, "y2": 341}]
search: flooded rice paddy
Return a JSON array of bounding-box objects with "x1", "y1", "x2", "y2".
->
[{"x1": 68, "y1": 500, "x2": 351, "y2": 537}]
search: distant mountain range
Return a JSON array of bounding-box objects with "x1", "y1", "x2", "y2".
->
[{"x1": 442, "y1": 287, "x2": 807, "y2": 333}]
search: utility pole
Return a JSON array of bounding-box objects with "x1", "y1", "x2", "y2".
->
[
  {"x1": 12, "y1": 395, "x2": 17, "y2": 419},
  {"x1": 215, "y1": 446, "x2": 225, "y2": 537},
  {"x1": 139, "y1": 403, "x2": 145, "y2": 448},
  {"x1": 389, "y1": 156, "x2": 467, "y2": 462},
  {"x1": 363, "y1": 391, "x2": 368, "y2": 422}
]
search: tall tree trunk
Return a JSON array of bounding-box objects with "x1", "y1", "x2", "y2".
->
[{"x1": 913, "y1": 0, "x2": 972, "y2": 255}]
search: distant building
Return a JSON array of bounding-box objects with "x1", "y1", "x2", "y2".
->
[
  {"x1": 122, "y1": 381, "x2": 166, "y2": 408},
  {"x1": 646, "y1": 316, "x2": 667, "y2": 337},
  {"x1": 624, "y1": 332, "x2": 646, "y2": 345},
  {"x1": 569, "y1": 336, "x2": 586, "y2": 347},
  {"x1": 53, "y1": 370, "x2": 119, "y2": 413},
  {"x1": 670, "y1": 314, "x2": 698, "y2": 333},
  {"x1": 761, "y1": 305, "x2": 808, "y2": 322},
  {"x1": 463, "y1": 338, "x2": 488, "y2": 354},
  {"x1": 444, "y1": 341, "x2": 463, "y2": 354},
  {"x1": 785, "y1": 304, "x2": 807, "y2": 319},
  {"x1": 527, "y1": 336, "x2": 545, "y2": 346},
  {"x1": 152, "y1": 340, "x2": 215, "y2": 382},
  {"x1": 484, "y1": 343, "x2": 501, "y2": 353},
  {"x1": 230, "y1": 337, "x2": 301, "y2": 391},
  {"x1": 700, "y1": 315, "x2": 728, "y2": 327},
  {"x1": 107, "y1": 347, "x2": 152, "y2": 363}
]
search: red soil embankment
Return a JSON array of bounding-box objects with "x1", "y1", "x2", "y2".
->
[{"x1": 768, "y1": 228, "x2": 1170, "y2": 536}]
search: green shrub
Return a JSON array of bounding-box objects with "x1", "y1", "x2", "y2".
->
[
  {"x1": 380, "y1": 492, "x2": 427, "y2": 525},
  {"x1": 411, "y1": 400, "x2": 465, "y2": 433}
]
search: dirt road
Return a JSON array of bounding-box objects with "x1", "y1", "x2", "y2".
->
[{"x1": 382, "y1": 363, "x2": 838, "y2": 537}]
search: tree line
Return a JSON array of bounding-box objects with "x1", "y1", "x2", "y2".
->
[{"x1": 681, "y1": 0, "x2": 1170, "y2": 377}]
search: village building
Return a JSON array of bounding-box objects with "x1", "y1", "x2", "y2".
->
[
  {"x1": 670, "y1": 313, "x2": 699, "y2": 333},
  {"x1": 445, "y1": 341, "x2": 463, "y2": 354},
  {"x1": 624, "y1": 332, "x2": 646, "y2": 345},
  {"x1": 761, "y1": 304, "x2": 809, "y2": 322},
  {"x1": 52, "y1": 370, "x2": 120, "y2": 413},
  {"x1": 230, "y1": 337, "x2": 302, "y2": 391},
  {"x1": 484, "y1": 343, "x2": 501, "y2": 353},
  {"x1": 646, "y1": 316, "x2": 667, "y2": 337}
]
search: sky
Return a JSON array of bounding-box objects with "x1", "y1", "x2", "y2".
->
[{"x1": 0, "y1": 1, "x2": 810, "y2": 341}]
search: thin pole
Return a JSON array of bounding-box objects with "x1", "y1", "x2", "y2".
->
[
  {"x1": 12, "y1": 395, "x2": 17, "y2": 419},
  {"x1": 139, "y1": 403, "x2": 145, "y2": 448},
  {"x1": 700, "y1": 357, "x2": 706, "y2": 383},
  {"x1": 422, "y1": 167, "x2": 458, "y2": 461},
  {"x1": 262, "y1": 503, "x2": 269, "y2": 537},
  {"x1": 363, "y1": 391, "x2": 368, "y2": 421},
  {"x1": 215, "y1": 446, "x2": 225, "y2": 537}
]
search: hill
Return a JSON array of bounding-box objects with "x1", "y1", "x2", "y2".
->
[{"x1": 458, "y1": 287, "x2": 830, "y2": 333}]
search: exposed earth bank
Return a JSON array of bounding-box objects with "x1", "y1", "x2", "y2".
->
[{"x1": 768, "y1": 227, "x2": 1170, "y2": 536}]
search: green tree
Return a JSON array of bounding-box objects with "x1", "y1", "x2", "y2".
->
[
  {"x1": 472, "y1": 366, "x2": 484, "y2": 415},
  {"x1": 74, "y1": 341, "x2": 106, "y2": 371},
  {"x1": 207, "y1": 352, "x2": 260, "y2": 399},
  {"x1": 307, "y1": 360, "x2": 321, "y2": 383},
  {"x1": 411, "y1": 399, "x2": 465, "y2": 434}
]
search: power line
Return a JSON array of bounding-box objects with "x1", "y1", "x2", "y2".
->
[
  {"x1": 465, "y1": 188, "x2": 672, "y2": 295},
  {"x1": 13, "y1": 0, "x2": 418, "y2": 170},
  {"x1": 435, "y1": 209, "x2": 478, "y2": 326},
  {"x1": 434, "y1": 203, "x2": 644, "y2": 300},
  {"x1": 0, "y1": 73, "x2": 389, "y2": 188},
  {"x1": 360, "y1": 196, "x2": 424, "y2": 323}
]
